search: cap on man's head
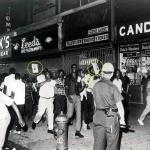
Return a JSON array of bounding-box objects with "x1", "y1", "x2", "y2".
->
[{"x1": 102, "y1": 62, "x2": 114, "y2": 73}]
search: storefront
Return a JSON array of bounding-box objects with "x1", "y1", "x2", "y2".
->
[
  {"x1": 0, "y1": 24, "x2": 63, "y2": 76},
  {"x1": 61, "y1": 1, "x2": 115, "y2": 74},
  {"x1": 118, "y1": 21, "x2": 150, "y2": 104}
]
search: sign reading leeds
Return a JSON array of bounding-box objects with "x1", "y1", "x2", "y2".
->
[
  {"x1": 12, "y1": 26, "x2": 58, "y2": 57},
  {"x1": 0, "y1": 35, "x2": 11, "y2": 58},
  {"x1": 66, "y1": 26, "x2": 109, "y2": 47},
  {"x1": 21, "y1": 36, "x2": 42, "y2": 54}
]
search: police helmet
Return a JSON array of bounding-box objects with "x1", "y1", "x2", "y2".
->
[{"x1": 102, "y1": 62, "x2": 114, "y2": 73}]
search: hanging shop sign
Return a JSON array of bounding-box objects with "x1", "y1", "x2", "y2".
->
[
  {"x1": 0, "y1": 35, "x2": 11, "y2": 58},
  {"x1": 11, "y1": 25, "x2": 58, "y2": 57},
  {"x1": 62, "y1": 2, "x2": 111, "y2": 50},
  {"x1": 118, "y1": 21, "x2": 150, "y2": 40}
]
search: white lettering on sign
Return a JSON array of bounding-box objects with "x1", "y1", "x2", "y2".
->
[
  {"x1": 66, "y1": 25, "x2": 109, "y2": 47},
  {"x1": 127, "y1": 25, "x2": 134, "y2": 36},
  {"x1": 119, "y1": 26, "x2": 125, "y2": 36},
  {"x1": 88, "y1": 26, "x2": 108, "y2": 36},
  {"x1": 144, "y1": 22, "x2": 150, "y2": 33},
  {"x1": 135, "y1": 23, "x2": 143, "y2": 34},
  {"x1": 120, "y1": 44, "x2": 139, "y2": 52},
  {"x1": 95, "y1": 34, "x2": 108, "y2": 41},
  {"x1": 0, "y1": 50, "x2": 8, "y2": 57},
  {"x1": 21, "y1": 36, "x2": 42, "y2": 53},
  {"x1": 66, "y1": 39, "x2": 82, "y2": 47},
  {"x1": 0, "y1": 36, "x2": 10, "y2": 50},
  {"x1": 83, "y1": 37, "x2": 94, "y2": 44},
  {"x1": 142, "y1": 42, "x2": 150, "y2": 50},
  {"x1": 66, "y1": 34, "x2": 109, "y2": 47},
  {"x1": 21, "y1": 36, "x2": 41, "y2": 49},
  {"x1": 119, "y1": 21, "x2": 150, "y2": 37}
]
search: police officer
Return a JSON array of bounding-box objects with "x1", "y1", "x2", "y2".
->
[{"x1": 93, "y1": 62, "x2": 126, "y2": 150}]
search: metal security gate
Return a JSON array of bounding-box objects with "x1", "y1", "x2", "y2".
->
[{"x1": 64, "y1": 47, "x2": 114, "y2": 74}]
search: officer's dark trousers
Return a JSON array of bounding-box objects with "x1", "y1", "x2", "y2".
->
[{"x1": 93, "y1": 111, "x2": 120, "y2": 150}]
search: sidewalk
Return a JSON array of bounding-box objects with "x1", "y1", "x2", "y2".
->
[{"x1": 8, "y1": 104, "x2": 150, "y2": 150}]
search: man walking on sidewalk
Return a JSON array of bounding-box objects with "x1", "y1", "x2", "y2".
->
[{"x1": 65, "y1": 64, "x2": 84, "y2": 138}]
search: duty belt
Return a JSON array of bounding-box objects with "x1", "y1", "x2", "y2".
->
[{"x1": 96, "y1": 108, "x2": 118, "y2": 116}]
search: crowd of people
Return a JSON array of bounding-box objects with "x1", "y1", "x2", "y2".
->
[{"x1": 0, "y1": 62, "x2": 133, "y2": 150}]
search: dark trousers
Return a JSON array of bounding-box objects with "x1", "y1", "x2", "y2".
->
[
  {"x1": 122, "y1": 92, "x2": 130, "y2": 125},
  {"x1": 25, "y1": 97, "x2": 33, "y2": 120},
  {"x1": 54, "y1": 95, "x2": 67, "y2": 119},
  {"x1": 82, "y1": 92, "x2": 94, "y2": 124},
  {"x1": 93, "y1": 111, "x2": 120, "y2": 150}
]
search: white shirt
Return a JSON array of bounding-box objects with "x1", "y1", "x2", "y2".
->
[
  {"x1": 0, "y1": 92, "x2": 13, "y2": 120},
  {"x1": 3, "y1": 74, "x2": 15, "y2": 96},
  {"x1": 11, "y1": 79, "x2": 25, "y2": 105},
  {"x1": 39, "y1": 80, "x2": 56, "y2": 98},
  {"x1": 113, "y1": 78, "x2": 122, "y2": 93}
]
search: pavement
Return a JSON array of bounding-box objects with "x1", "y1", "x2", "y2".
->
[{"x1": 7, "y1": 104, "x2": 150, "y2": 150}]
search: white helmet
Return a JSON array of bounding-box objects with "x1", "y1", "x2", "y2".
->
[{"x1": 102, "y1": 62, "x2": 114, "y2": 73}]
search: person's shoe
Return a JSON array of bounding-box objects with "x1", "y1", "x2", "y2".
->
[
  {"x1": 32, "y1": 122, "x2": 36, "y2": 129},
  {"x1": 138, "y1": 119, "x2": 144, "y2": 126},
  {"x1": 47, "y1": 130, "x2": 54, "y2": 134},
  {"x1": 75, "y1": 131, "x2": 84, "y2": 138}
]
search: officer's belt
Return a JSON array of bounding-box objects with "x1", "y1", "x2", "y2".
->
[{"x1": 96, "y1": 108, "x2": 118, "y2": 114}]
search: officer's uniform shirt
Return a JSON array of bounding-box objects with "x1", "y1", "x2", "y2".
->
[{"x1": 93, "y1": 78, "x2": 123, "y2": 126}]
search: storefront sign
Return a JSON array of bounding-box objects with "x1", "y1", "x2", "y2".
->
[
  {"x1": 123, "y1": 52, "x2": 137, "y2": 57},
  {"x1": 20, "y1": 36, "x2": 42, "y2": 54},
  {"x1": 12, "y1": 25, "x2": 58, "y2": 57},
  {"x1": 119, "y1": 43, "x2": 140, "y2": 52},
  {"x1": 118, "y1": 21, "x2": 150, "y2": 40},
  {"x1": 62, "y1": 2, "x2": 111, "y2": 49},
  {"x1": 66, "y1": 27, "x2": 109, "y2": 47},
  {"x1": 140, "y1": 41, "x2": 150, "y2": 56},
  {"x1": 0, "y1": 35, "x2": 11, "y2": 58}
]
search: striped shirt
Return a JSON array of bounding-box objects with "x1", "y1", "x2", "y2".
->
[{"x1": 55, "y1": 78, "x2": 65, "y2": 95}]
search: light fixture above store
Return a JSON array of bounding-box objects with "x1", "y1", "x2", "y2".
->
[{"x1": 45, "y1": 37, "x2": 52, "y2": 43}]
